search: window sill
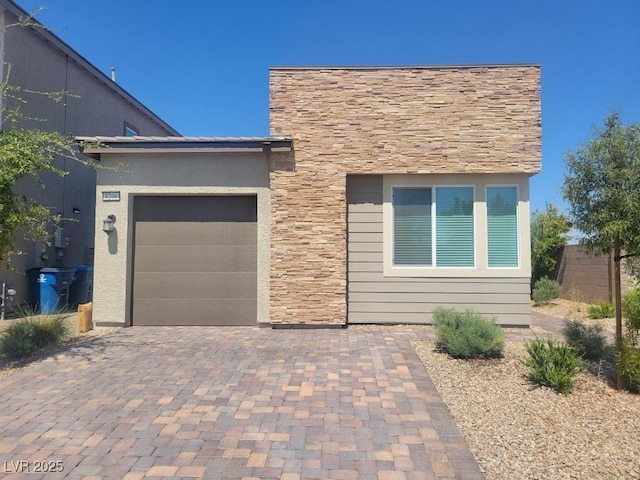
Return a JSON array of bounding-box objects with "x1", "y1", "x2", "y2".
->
[{"x1": 383, "y1": 265, "x2": 529, "y2": 278}]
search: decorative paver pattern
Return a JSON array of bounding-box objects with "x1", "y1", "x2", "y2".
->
[{"x1": 0, "y1": 326, "x2": 483, "y2": 479}]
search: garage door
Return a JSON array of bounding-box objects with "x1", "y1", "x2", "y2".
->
[{"x1": 132, "y1": 196, "x2": 257, "y2": 326}]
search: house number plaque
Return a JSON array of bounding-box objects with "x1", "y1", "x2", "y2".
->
[{"x1": 102, "y1": 191, "x2": 121, "y2": 202}]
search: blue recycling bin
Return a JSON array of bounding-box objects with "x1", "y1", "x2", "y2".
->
[
  {"x1": 69, "y1": 265, "x2": 93, "y2": 306},
  {"x1": 36, "y1": 268, "x2": 76, "y2": 314}
]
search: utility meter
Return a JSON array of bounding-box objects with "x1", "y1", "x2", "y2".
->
[{"x1": 54, "y1": 227, "x2": 70, "y2": 248}]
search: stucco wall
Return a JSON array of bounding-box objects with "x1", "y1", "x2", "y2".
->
[
  {"x1": 269, "y1": 66, "x2": 541, "y2": 325},
  {"x1": 93, "y1": 152, "x2": 271, "y2": 326}
]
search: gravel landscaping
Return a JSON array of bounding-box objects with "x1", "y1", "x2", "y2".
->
[{"x1": 413, "y1": 303, "x2": 640, "y2": 480}]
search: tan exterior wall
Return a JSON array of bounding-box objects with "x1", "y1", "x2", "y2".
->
[
  {"x1": 93, "y1": 152, "x2": 271, "y2": 326},
  {"x1": 348, "y1": 174, "x2": 531, "y2": 326},
  {"x1": 269, "y1": 66, "x2": 541, "y2": 325}
]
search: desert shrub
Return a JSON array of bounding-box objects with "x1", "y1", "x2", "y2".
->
[
  {"x1": 531, "y1": 277, "x2": 562, "y2": 306},
  {"x1": 562, "y1": 320, "x2": 608, "y2": 360},
  {"x1": 433, "y1": 307, "x2": 505, "y2": 359},
  {"x1": 622, "y1": 289, "x2": 640, "y2": 345},
  {"x1": 0, "y1": 314, "x2": 69, "y2": 360},
  {"x1": 587, "y1": 301, "x2": 615, "y2": 319},
  {"x1": 0, "y1": 322, "x2": 36, "y2": 359},
  {"x1": 616, "y1": 340, "x2": 640, "y2": 393},
  {"x1": 523, "y1": 338, "x2": 585, "y2": 394},
  {"x1": 27, "y1": 316, "x2": 68, "y2": 348}
]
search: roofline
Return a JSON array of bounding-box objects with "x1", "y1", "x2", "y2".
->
[
  {"x1": 270, "y1": 63, "x2": 541, "y2": 70},
  {"x1": 76, "y1": 136, "x2": 293, "y2": 159},
  {"x1": 0, "y1": 0, "x2": 180, "y2": 136}
]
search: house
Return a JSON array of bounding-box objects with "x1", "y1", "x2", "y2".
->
[
  {"x1": 0, "y1": 0, "x2": 178, "y2": 307},
  {"x1": 82, "y1": 65, "x2": 541, "y2": 327}
]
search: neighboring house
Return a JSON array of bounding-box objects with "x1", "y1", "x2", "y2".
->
[
  {"x1": 0, "y1": 0, "x2": 178, "y2": 306},
  {"x1": 83, "y1": 65, "x2": 541, "y2": 328}
]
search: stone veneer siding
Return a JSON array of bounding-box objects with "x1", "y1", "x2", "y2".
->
[{"x1": 269, "y1": 66, "x2": 541, "y2": 325}]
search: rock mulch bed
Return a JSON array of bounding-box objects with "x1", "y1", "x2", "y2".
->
[
  {"x1": 413, "y1": 339, "x2": 640, "y2": 480},
  {"x1": 536, "y1": 298, "x2": 619, "y2": 336}
]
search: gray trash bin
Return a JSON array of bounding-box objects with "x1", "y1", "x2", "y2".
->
[{"x1": 69, "y1": 265, "x2": 94, "y2": 306}]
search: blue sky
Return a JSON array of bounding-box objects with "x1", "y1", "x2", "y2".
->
[{"x1": 16, "y1": 0, "x2": 640, "y2": 214}]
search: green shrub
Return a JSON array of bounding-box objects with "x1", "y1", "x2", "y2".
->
[
  {"x1": 523, "y1": 338, "x2": 585, "y2": 394},
  {"x1": 562, "y1": 320, "x2": 608, "y2": 360},
  {"x1": 587, "y1": 301, "x2": 615, "y2": 319},
  {"x1": 616, "y1": 340, "x2": 640, "y2": 393},
  {"x1": 433, "y1": 307, "x2": 505, "y2": 359},
  {"x1": 622, "y1": 289, "x2": 640, "y2": 345},
  {"x1": 0, "y1": 322, "x2": 36, "y2": 359},
  {"x1": 27, "y1": 316, "x2": 68, "y2": 348},
  {"x1": 531, "y1": 277, "x2": 562, "y2": 306},
  {"x1": 0, "y1": 314, "x2": 69, "y2": 360}
]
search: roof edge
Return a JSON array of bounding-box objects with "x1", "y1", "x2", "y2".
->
[
  {"x1": 0, "y1": 0, "x2": 179, "y2": 136},
  {"x1": 269, "y1": 63, "x2": 540, "y2": 71},
  {"x1": 76, "y1": 135, "x2": 294, "y2": 159},
  {"x1": 76, "y1": 135, "x2": 293, "y2": 143}
]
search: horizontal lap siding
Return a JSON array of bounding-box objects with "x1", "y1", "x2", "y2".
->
[{"x1": 347, "y1": 175, "x2": 531, "y2": 326}]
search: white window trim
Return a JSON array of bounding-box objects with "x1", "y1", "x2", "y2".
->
[
  {"x1": 486, "y1": 184, "x2": 520, "y2": 269},
  {"x1": 383, "y1": 174, "x2": 531, "y2": 278}
]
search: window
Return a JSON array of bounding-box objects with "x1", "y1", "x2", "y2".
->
[
  {"x1": 393, "y1": 188, "x2": 432, "y2": 265},
  {"x1": 385, "y1": 175, "x2": 527, "y2": 277},
  {"x1": 124, "y1": 122, "x2": 138, "y2": 137},
  {"x1": 487, "y1": 186, "x2": 518, "y2": 267},
  {"x1": 392, "y1": 186, "x2": 474, "y2": 267}
]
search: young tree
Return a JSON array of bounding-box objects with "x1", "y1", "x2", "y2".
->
[
  {"x1": 0, "y1": 10, "x2": 94, "y2": 268},
  {"x1": 563, "y1": 110, "x2": 640, "y2": 388},
  {"x1": 530, "y1": 203, "x2": 572, "y2": 286},
  {"x1": 0, "y1": 130, "x2": 85, "y2": 268}
]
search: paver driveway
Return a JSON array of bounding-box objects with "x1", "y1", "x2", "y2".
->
[{"x1": 0, "y1": 326, "x2": 483, "y2": 479}]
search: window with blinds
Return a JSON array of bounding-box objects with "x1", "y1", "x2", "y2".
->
[
  {"x1": 435, "y1": 187, "x2": 474, "y2": 267},
  {"x1": 487, "y1": 186, "x2": 518, "y2": 267},
  {"x1": 393, "y1": 188, "x2": 432, "y2": 265},
  {"x1": 392, "y1": 186, "x2": 474, "y2": 267}
]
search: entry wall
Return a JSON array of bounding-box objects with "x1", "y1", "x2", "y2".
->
[
  {"x1": 269, "y1": 66, "x2": 541, "y2": 326},
  {"x1": 93, "y1": 152, "x2": 270, "y2": 326}
]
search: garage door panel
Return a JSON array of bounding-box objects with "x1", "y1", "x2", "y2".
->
[
  {"x1": 134, "y1": 272, "x2": 257, "y2": 299},
  {"x1": 134, "y1": 196, "x2": 257, "y2": 222},
  {"x1": 134, "y1": 246, "x2": 257, "y2": 273},
  {"x1": 135, "y1": 222, "x2": 257, "y2": 246},
  {"x1": 132, "y1": 195, "x2": 258, "y2": 326},
  {"x1": 133, "y1": 299, "x2": 257, "y2": 326}
]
